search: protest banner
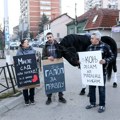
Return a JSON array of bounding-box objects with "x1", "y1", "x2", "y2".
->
[
  {"x1": 79, "y1": 51, "x2": 104, "y2": 86},
  {"x1": 13, "y1": 54, "x2": 40, "y2": 88},
  {"x1": 43, "y1": 58, "x2": 65, "y2": 94}
]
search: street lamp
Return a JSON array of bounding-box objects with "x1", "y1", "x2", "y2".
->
[
  {"x1": 4, "y1": 0, "x2": 12, "y2": 64},
  {"x1": 63, "y1": 3, "x2": 78, "y2": 34},
  {"x1": 74, "y1": 3, "x2": 77, "y2": 34}
]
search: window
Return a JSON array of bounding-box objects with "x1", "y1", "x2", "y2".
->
[
  {"x1": 40, "y1": 6, "x2": 51, "y2": 10},
  {"x1": 69, "y1": 28, "x2": 74, "y2": 34},
  {"x1": 40, "y1": 1, "x2": 51, "y2": 5},
  {"x1": 77, "y1": 27, "x2": 81, "y2": 33},
  {"x1": 40, "y1": 11, "x2": 51, "y2": 15},
  {"x1": 57, "y1": 33, "x2": 60, "y2": 37},
  {"x1": 92, "y1": 15, "x2": 98, "y2": 23}
]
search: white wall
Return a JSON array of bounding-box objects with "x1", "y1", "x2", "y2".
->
[
  {"x1": 51, "y1": 15, "x2": 73, "y2": 40},
  {"x1": 88, "y1": 29, "x2": 111, "y2": 36},
  {"x1": 88, "y1": 29, "x2": 120, "y2": 49},
  {"x1": 111, "y1": 32, "x2": 120, "y2": 49}
]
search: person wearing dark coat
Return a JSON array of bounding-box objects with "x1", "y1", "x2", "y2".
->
[
  {"x1": 85, "y1": 32, "x2": 115, "y2": 113},
  {"x1": 16, "y1": 39, "x2": 36, "y2": 105},
  {"x1": 42, "y1": 32, "x2": 66, "y2": 105}
]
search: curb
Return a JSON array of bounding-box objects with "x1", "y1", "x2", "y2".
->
[
  {"x1": 0, "y1": 94, "x2": 23, "y2": 115},
  {"x1": 0, "y1": 84, "x2": 43, "y2": 116}
]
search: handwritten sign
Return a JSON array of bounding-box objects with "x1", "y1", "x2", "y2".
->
[
  {"x1": 13, "y1": 54, "x2": 40, "y2": 88},
  {"x1": 79, "y1": 51, "x2": 104, "y2": 86},
  {"x1": 43, "y1": 58, "x2": 65, "y2": 94}
]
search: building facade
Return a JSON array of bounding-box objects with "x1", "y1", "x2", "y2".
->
[
  {"x1": 84, "y1": 0, "x2": 120, "y2": 12},
  {"x1": 19, "y1": 0, "x2": 61, "y2": 37},
  {"x1": 44, "y1": 13, "x2": 73, "y2": 41}
]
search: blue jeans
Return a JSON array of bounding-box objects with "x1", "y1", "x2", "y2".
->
[{"x1": 89, "y1": 75, "x2": 106, "y2": 106}]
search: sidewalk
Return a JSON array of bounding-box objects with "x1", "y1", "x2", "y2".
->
[
  {"x1": 0, "y1": 82, "x2": 44, "y2": 115},
  {"x1": 0, "y1": 52, "x2": 120, "y2": 116},
  {"x1": 0, "y1": 48, "x2": 43, "y2": 115},
  {"x1": 0, "y1": 92, "x2": 23, "y2": 115}
]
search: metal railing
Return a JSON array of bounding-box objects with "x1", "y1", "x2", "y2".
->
[
  {"x1": 0, "y1": 51, "x2": 42, "y2": 94},
  {"x1": 0, "y1": 63, "x2": 17, "y2": 93}
]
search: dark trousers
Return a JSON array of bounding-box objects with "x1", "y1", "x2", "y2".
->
[
  {"x1": 89, "y1": 75, "x2": 106, "y2": 106},
  {"x1": 47, "y1": 92, "x2": 63, "y2": 99},
  {"x1": 23, "y1": 88, "x2": 35, "y2": 102}
]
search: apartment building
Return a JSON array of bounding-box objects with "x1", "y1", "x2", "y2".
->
[
  {"x1": 84, "y1": 0, "x2": 120, "y2": 12},
  {"x1": 19, "y1": 0, "x2": 61, "y2": 37}
]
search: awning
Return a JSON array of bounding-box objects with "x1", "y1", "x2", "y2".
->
[{"x1": 112, "y1": 26, "x2": 120, "y2": 32}]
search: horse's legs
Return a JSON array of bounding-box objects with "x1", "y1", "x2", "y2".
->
[
  {"x1": 79, "y1": 84, "x2": 90, "y2": 96},
  {"x1": 79, "y1": 84, "x2": 86, "y2": 95},
  {"x1": 112, "y1": 63, "x2": 117, "y2": 88},
  {"x1": 113, "y1": 72, "x2": 117, "y2": 88},
  {"x1": 113, "y1": 72, "x2": 117, "y2": 82}
]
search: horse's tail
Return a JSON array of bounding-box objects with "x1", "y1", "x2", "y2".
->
[
  {"x1": 107, "y1": 62, "x2": 113, "y2": 80},
  {"x1": 101, "y1": 36, "x2": 117, "y2": 81},
  {"x1": 107, "y1": 59, "x2": 117, "y2": 80}
]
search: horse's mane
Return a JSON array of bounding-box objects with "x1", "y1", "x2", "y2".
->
[{"x1": 60, "y1": 34, "x2": 91, "y2": 51}]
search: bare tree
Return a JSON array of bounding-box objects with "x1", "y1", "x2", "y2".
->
[{"x1": 38, "y1": 13, "x2": 49, "y2": 33}]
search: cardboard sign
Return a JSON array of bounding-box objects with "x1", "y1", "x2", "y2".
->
[
  {"x1": 43, "y1": 58, "x2": 65, "y2": 94},
  {"x1": 79, "y1": 51, "x2": 104, "y2": 86},
  {"x1": 13, "y1": 54, "x2": 40, "y2": 88}
]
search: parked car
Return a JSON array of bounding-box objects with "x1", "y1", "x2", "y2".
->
[
  {"x1": 32, "y1": 41, "x2": 41, "y2": 47},
  {"x1": 38, "y1": 41, "x2": 45, "y2": 48},
  {"x1": 29, "y1": 41, "x2": 34, "y2": 46},
  {"x1": 10, "y1": 42, "x2": 20, "y2": 50},
  {"x1": 38, "y1": 40, "x2": 48, "y2": 48}
]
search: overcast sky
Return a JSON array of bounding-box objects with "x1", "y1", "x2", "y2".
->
[{"x1": 0, "y1": 0, "x2": 84, "y2": 34}]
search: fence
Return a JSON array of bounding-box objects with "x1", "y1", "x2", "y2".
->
[
  {"x1": 0, "y1": 63, "x2": 17, "y2": 94},
  {"x1": 0, "y1": 51, "x2": 42, "y2": 94}
]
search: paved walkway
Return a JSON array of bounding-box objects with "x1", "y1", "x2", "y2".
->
[
  {"x1": 0, "y1": 58, "x2": 120, "y2": 120},
  {"x1": 0, "y1": 51, "x2": 120, "y2": 118}
]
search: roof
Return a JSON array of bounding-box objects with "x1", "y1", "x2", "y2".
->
[
  {"x1": 45, "y1": 13, "x2": 74, "y2": 25},
  {"x1": 66, "y1": 8, "x2": 96, "y2": 26},
  {"x1": 77, "y1": 8, "x2": 96, "y2": 22},
  {"x1": 82, "y1": 8, "x2": 119, "y2": 30}
]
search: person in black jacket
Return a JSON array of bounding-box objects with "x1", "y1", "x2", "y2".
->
[
  {"x1": 85, "y1": 32, "x2": 115, "y2": 113},
  {"x1": 42, "y1": 32, "x2": 66, "y2": 105}
]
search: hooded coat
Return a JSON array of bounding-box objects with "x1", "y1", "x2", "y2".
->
[{"x1": 16, "y1": 46, "x2": 36, "y2": 56}]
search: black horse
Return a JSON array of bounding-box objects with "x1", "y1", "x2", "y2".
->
[{"x1": 59, "y1": 34, "x2": 118, "y2": 91}]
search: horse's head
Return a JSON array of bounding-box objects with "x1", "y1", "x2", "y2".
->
[
  {"x1": 59, "y1": 34, "x2": 91, "y2": 67},
  {"x1": 59, "y1": 45, "x2": 80, "y2": 67}
]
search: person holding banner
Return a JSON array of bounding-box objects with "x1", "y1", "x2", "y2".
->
[
  {"x1": 85, "y1": 31, "x2": 115, "y2": 113},
  {"x1": 16, "y1": 39, "x2": 36, "y2": 105},
  {"x1": 42, "y1": 32, "x2": 67, "y2": 105}
]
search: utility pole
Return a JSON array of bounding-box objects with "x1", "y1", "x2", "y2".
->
[
  {"x1": 75, "y1": 3, "x2": 77, "y2": 34},
  {"x1": 4, "y1": 0, "x2": 11, "y2": 64}
]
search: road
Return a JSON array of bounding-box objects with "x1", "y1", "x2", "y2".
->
[{"x1": 0, "y1": 54, "x2": 120, "y2": 120}]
